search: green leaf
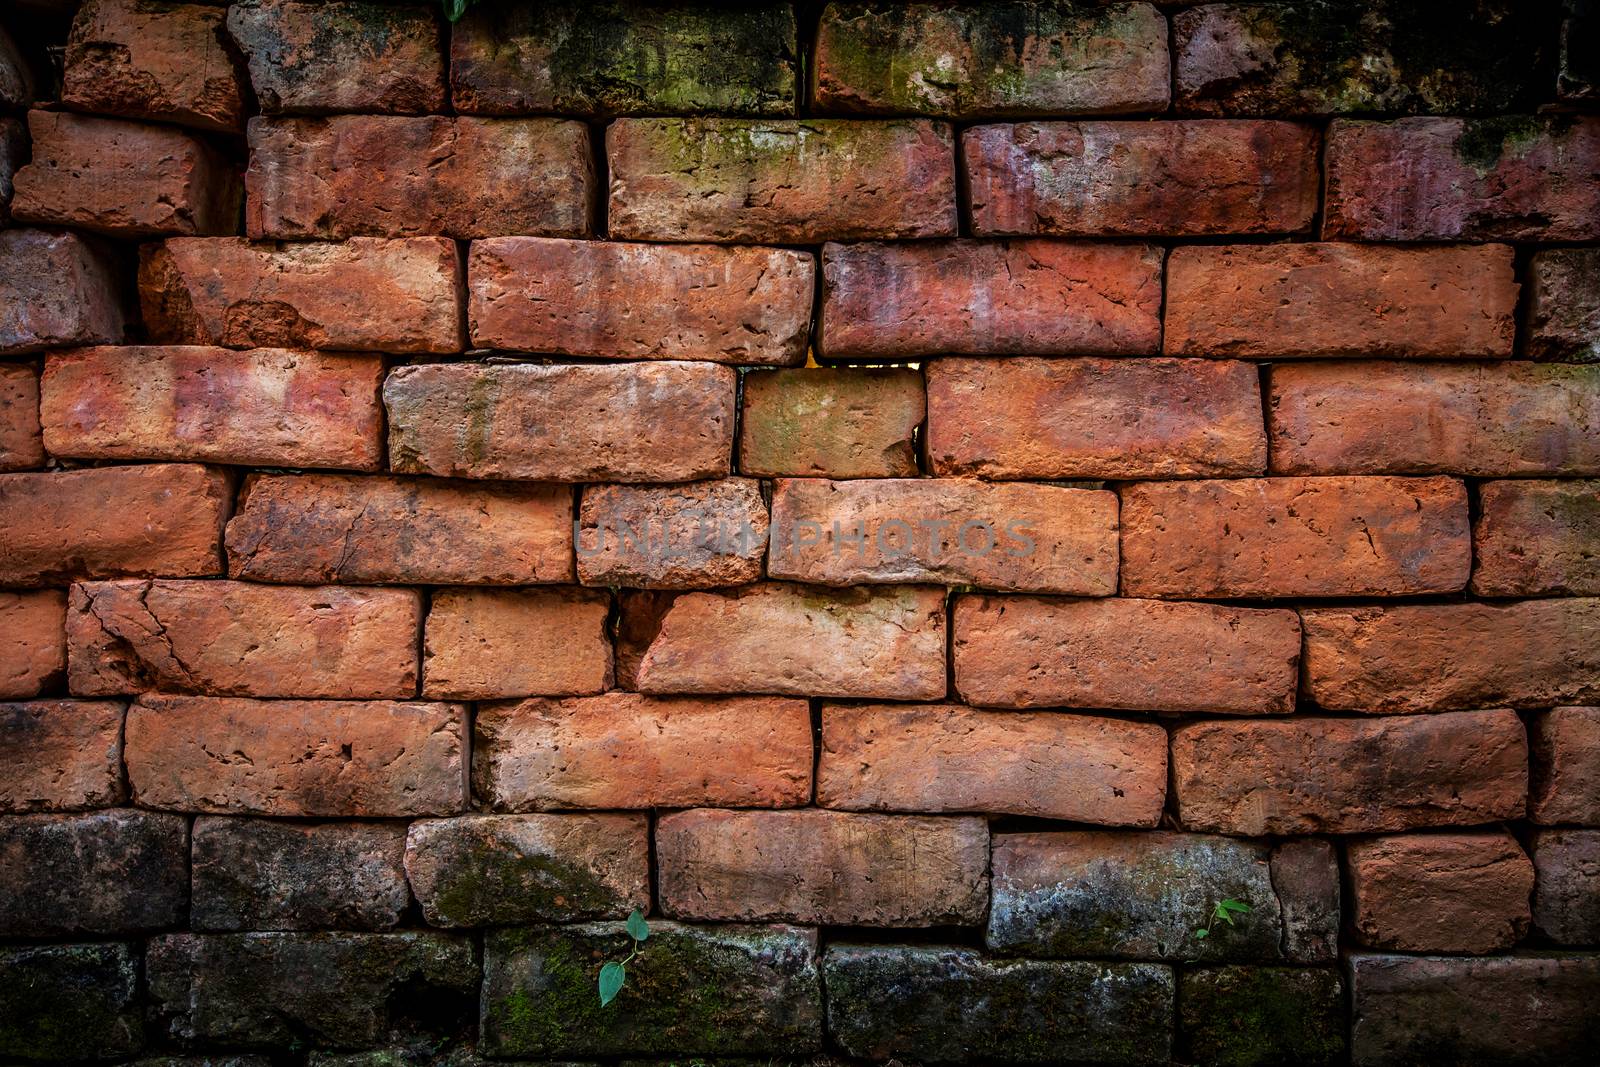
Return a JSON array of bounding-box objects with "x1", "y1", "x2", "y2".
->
[
  {"x1": 626, "y1": 909, "x2": 650, "y2": 942},
  {"x1": 1195, "y1": 928, "x2": 1209, "y2": 939},
  {"x1": 441, "y1": 0, "x2": 474, "y2": 23},
  {"x1": 1220, "y1": 898, "x2": 1252, "y2": 913},
  {"x1": 598, "y1": 961, "x2": 625, "y2": 1007}
]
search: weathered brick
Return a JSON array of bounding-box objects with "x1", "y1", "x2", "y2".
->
[
  {"x1": 1526, "y1": 248, "x2": 1600, "y2": 362},
  {"x1": 928, "y1": 357, "x2": 1267, "y2": 479},
  {"x1": 140, "y1": 237, "x2": 464, "y2": 354},
  {"x1": 1121, "y1": 476, "x2": 1471, "y2": 599},
  {"x1": 423, "y1": 587, "x2": 611, "y2": 700},
  {"x1": 246, "y1": 116, "x2": 594, "y2": 239},
  {"x1": 126, "y1": 695, "x2": 467, "y2": 816},
  {"x1": 404, "y1": 814, "x2": 649, "y2": 927},
  {"x1": 0, "y1": 24, "x2": 33, "y2": 109},
  {"x1": 739, "y1": 367, "x2": 924, "y2": 478},
  {"x1": 474, "y1": 692, "x2": 811, "y2": 811},
  {"x1": 1531, "y1": 707, "x2": 1600, "y2": 826},
  {"x1": 68, "y1": 580, "x2": 421, "y2": 699},
  {"x1": 815, "y1": 1, "x2": 1168, "y2": 117},
  {"x1": 191, "y1": 818, "x2": 408, "y2": 932},
  {"x1": 1301, "y1": 600, "x2": 1600, "y2": 713},
  {"x1": 965, "y1": 120, "x2": 1318, "y2": 236},
  {"x1": 632, "y1": 582, "x2": 946, "y2": 699},
  {"x1": 0, "y1": 229, "x2": 126, "y2": 354},
  {"x1": 955, "y1": 594, "x2": 1299, "y2": 714},
  {"x1": 0, "y1": 116, "x2": 23, "y2": 223},
  {"x1": 481, "y1": 923, "x2": 821, "y2": 1057},
  {"x1": 607, "y1": 118, "x2": 956, "y2": 242},
  {"x1": 1172, "y1": 710, "x2": 1528, "y2": 835},
  {"x1": 11, "y1": 111, "x2": 240, "y2": 237},
  {"x1": 819, "y1": 239, "x2": 1161, "y2": 359},
  {"x1": 1348, "y1": 833, "x2": 1534, "y2": 954},
  {"x1": 0, "y1": 589, "x2": 64, "y2": 699},
  {"x1": 0, "y1": 699, "x2": 123, "y2": 812},
  {"x1": 577, "y1": 478, "x2": 768, "y2": 589},
  {"x1": 1185, "y1": 969, "x2": 1347, "y2": 1067},
  {"x1": 1325, "y1": 115, "x2": 1600, "y2": 241},
  {"x1": 1473, "y1": 480, "x2": 1600, "y2": 596},
  {"x1": 227, "y1": 473, "x2": 575, "y2": 586},
  {"x1": 1269, "y1": 361, "x2": 1600, "y2": 476},
  {"x1": 41, "y1": 346, "x2": 384, "y2": 470},
  {"x1": 0, "y1": 943, "x2": 142, "y2": 1062},
  {"x1": 818, "y1": 704, "x2": 1167, "y2": 825},
  {"x1": 1531, "y1": 829, "x2": 1600, "y2": 945},
  {"x1": 0, "y1": 363, "x2": 42, "y2": 471},
  {"x1": 1271, "y1": 838, "x2": 1344, "y2": 963},
  {"x1": 1348, "y1": 954, "x2": 1600, "y2": 1066},
  {"x1": 451, "y1": 2, "x2": 797, "y2": 116},
  {"x1": 825, "y1": 944, "x2": 1172, "y2": 1066},
  {"x1": 1165, "y1": 243, "x2": 1518, "y2": 358},
  {"x1": 227, "y1": 0, "x2": 444, "y2": 114},
  {"x1": 769, "y1": 477, "x2": 1118, "y2": 594},
  {"x1": 384, "y1": 361, "x2": 735, "y2": 483},
  {"x1": 148, "y1": 932, "x2": 476, "y2": 1049},
  {"x1": 0, "y1": 808, "x2": 187, "y2": 935},
  {"x1": 63, "y1": 0, "x2": 246, "y2": 132},
  {"x1": 0, "y1": 464, "x2": 230, "y2": 586}
]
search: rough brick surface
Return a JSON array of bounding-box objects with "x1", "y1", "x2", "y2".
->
[
  {"x1": 0, "y1": 943, "x2": 142, "y2": 1062},
  {"x1": 1301, "y1": 600, "x2": 1600, "y2": 713},
  {"x1": 41, "y1": 346, "x2": 384, "y2": 470},
  {"x1": 140, "y1": 237, "x2": 464, "y2": 354},
  {"x1": 384, "y1": 361, "x2": 735, "y2": 483},
  {"x1": 1324, "y1": 116, "x2": 1600, "y2": 241},
  {"x1": 469, "y1": 237, "x2": 813, "y2": 365},
  {"x1": 0, "y1": 25, "x2": 33, "y2": 109},
  {"x1": 1165, "y1": 243, "x2": 1519, "y2": 358},
  {"x1": 607, "y1": 118, "x2": 957, "y2": 242},
  {"x1": 1179, "y1": 967, "x2": 1346, "y2": 1067},
  {"x1": 0, "y1": 362, "x2": 43, "y2": 471},
  {"x1": 657, "y1": 809, "x2": 988, "y2": 926},
  {"x1": 422, "y1": 587, "x2": 611, "y2": 700},
  {"x1": 246, "y1": 116, "x2": 594, "y2": 239},
  {"x1": 1526, "y1": 248, "x2": 1600, "y2": 362},
  {"x1": 0, "y1": 229, "x2": 126, "y2": 354},
  {"x1": 955, "y1": 594, "x2": 1300, "y2": 714},
  {"x1": 965, "y1": 120, "x2": 1319, "y2": 236},
  {"x1": 1531, "y1": 707, "x2": 1600, "y2": 826},
  {"x1": 1120, "y1": 476, "x2": 1471, "y2": 599},
  {"x1": 577, "y1": 478, "x2": 768, "y2": 589},
  {"x1": 126, "y1": 695, "x2": 467, "y2": 816},
  {"x1": 474, "y1": 692, "x2": 812, "y2": 811},
  {"x1": 1530, "y1": 829, "x2": 1600, "y2": 945},
  {"x1": 739, "y1": 367, "x2": 924, "y2": 478},
  {"x1": 819, "y1": 240, "x2": 1162, "y2": 359},
  {"x1": 0, "y1": 699, "x2": 124, "y2": 812},
  {"x1": 1473, "y1": 479, "x2": 1600, "y2": 596},
  {"x1": 1172, "y1": 710, "x2": 1528, "y2": 835},
  {"x1": 0, "y1": 115, "x2": 23, "y2": 223},
  {"x1": 0, "y1": 589, "x2": 65, "y2": 699},
  {"x1": 1347, "y1": 833, "x2": 1534, "y2": 954}
]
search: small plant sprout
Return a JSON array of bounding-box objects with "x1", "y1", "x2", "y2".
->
[
  {"x1": 1195, "y1": 898, "x2": 1251, "y2": 940},
  {"x1": 598, "y1": 909, "x2": 650, "y2": 1006}
]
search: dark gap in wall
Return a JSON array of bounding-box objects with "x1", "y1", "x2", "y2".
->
[{"x1": 589, "y1": 118, "x2": 610, "y2": 238}]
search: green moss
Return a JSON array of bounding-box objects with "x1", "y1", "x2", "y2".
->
[
  {"x1": 430, "y1": 848, "x2": 625, "y2": 924},
  {"x1": 1453, "y1": 115, "x2": 1571, "y2": 174},
  {"x1": 1179, "y1": 967, "x2": 1346, "y2": 1067}
]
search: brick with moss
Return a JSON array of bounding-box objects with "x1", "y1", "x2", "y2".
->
[
  {"x1": 0, "y1": 942, "x2": 143, "y2": 1061},
  {"x1": 1179, "y1": 966, "x2": 1346, "y2": 1067}
]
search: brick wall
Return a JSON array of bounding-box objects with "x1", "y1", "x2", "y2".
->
[{"x1": 1, "y1": 1, "x2": 1598, "y2": 1064}]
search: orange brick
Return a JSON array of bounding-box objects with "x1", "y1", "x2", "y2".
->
[
  {"x1": 422, "y1": 588, "x2": 611, "y2": 700},
  {"x1": 0, "y1": 590, "x2": 65, "y2": 700}
]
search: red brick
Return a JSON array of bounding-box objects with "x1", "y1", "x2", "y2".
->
[
  {"x1": 632, "y1": 582, "x2": 947, "y2": 700},
  {"x1": 0, "y1": 700, "x2": 124, "y2": 812},
  {"x1": 63, "y1": 0, "x2": 246, "y2": 132},
  {"x1": 0, "y1": 229, "x2": 126, "y2": 354},
  {"x1": 0, "y1": 363, "x2": 42, "y2": 471},
  {"x1": 140, "y1": 237, "x2": 464, "y2": 354},
  {"x1": 0, "y1": 590, "x2": 65, "y2": 700},
  {"x1": 1324, "y1": 116, "x2": 1600, "y2": 241},
  {"x1": 423, "y1": 588, "x2": 611, "y2": 701},
  {"x1": 227, "y1": 473, "x2": 575, "y2": 586},
  {"x1": 1164, "y1": 243, "x2": 1518, "y2": 358},
  {"x1": 68, "y1": 579, "x2": 421, "y2": 699},
  {"x1": 928, "y1": 357, "x2": 1267, "y2": 480},
  {"x1": 1120, "y1": 476, "x2": 1471, "y2": 599},
  {"x1": 740, "y1": 368, "x2": 924, "y2": 479},
  {"x1": 1268, "y1": 361, "x2": 1600, "y2": 476},
  {"x1": 41, "y1": 346, "x2": 384, "y2": 471},
  {"x1": 469, "y1": 237, "x2": 812, "y2": 366},
  {"x1": 1473, "y1": 480, "x2": 1600, "y2": 596},
  {"x1": 0, "y1": 464, "x2": 230, "y2": 587},
  {"x1": 1172, "y1": 710, "x2": 1528, "y2": 834},
  {"x1": 227, "y1": 0, "x2": 444, "y2": 114},
  {"x1": 577, "y1": 478, "x2": 768, "y2": 589},
  {"x1": 245, "y1": 116, "x2": 594, "y2": 239},
  {"x1": 1301, "y1": 600, "x2": 1600, "y2": 713},
  {"x1": 1529, "y1": 829, "x2": 1600, "y2": 944},
  {"x1": 955, "y1": 594, "x2": 1300, "y2": 714},
  {"x1": 607, "y1": 118, "x2": 956, "y2": 242},
  {"x1": 11, "y1": 111, "x2": 240, "y2": 237},
  {"x1": 384, "y1": 361, "x2": 735, "y2": 483},
  {"x1": 657, "y1": 809, "x2": 988, "y2": 926},
  {"x1": 815, "y1": 1, "x2": 1168, "y2": 117},
  {"x1": 819, "y1": 240, "x2": 1161, "y2": 359},
  {"x1": 1525, "y1": 248, "x2": 1600, "y2": 361},
  {"x1": 126, "y1": 695, "x2": 467, "y2": 816},
  {"x1": 473, "y1": 692, "x2": 812, "y2": 810},
  {"x1": 964, "y1": 120, "x2": 1318, "y2": 236},
  {"x1": 1347, "y1": 833, "x2": 1533, "y2": 954},
  {"x1": 818, "y1": 703, "x2": 1166, "y2": 825},
  {"x1": 1531, "y1": 707, "x2": 1600, "y2": 826},
  {"x1": 769, "y1": 478, "x2": 1118, "y2": 594}
]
